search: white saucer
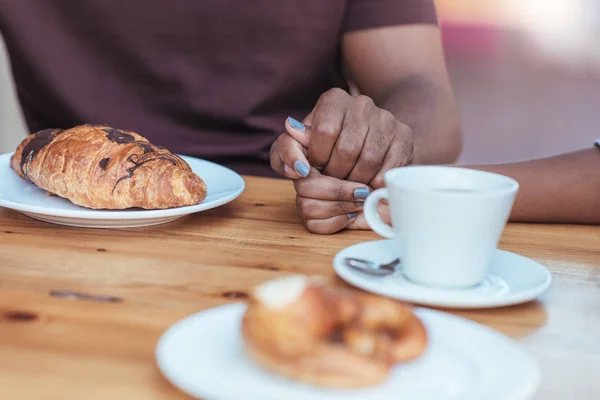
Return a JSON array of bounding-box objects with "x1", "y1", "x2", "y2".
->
[
  {"x1": 0, "y1": 153, "x2": 245, "y2": 228},
  {"x1": 333, "y1": 240, "x2": 552, "y2": 309},
  {"x1": 156, "y1": 303, "x2": 540, "y2": 400}
]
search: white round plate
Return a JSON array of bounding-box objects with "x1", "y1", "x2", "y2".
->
[
  {"x1": 156, "y1": 303, "x2": 539, "y2": 400},
  {"x1": 0, "y1": 152, "x2": 245, "y2": 228},
  {"x1": 334, "y1": 240, "x2": 552, "y2": 309}
]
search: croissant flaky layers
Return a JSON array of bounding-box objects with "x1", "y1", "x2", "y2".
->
[{"x1": 10, "y1": 124, "x2": 207, "y2": 210}]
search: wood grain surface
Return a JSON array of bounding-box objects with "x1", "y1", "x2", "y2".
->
[{"x1": 0, "y1": 176, "x2": 599, "y2": 399}]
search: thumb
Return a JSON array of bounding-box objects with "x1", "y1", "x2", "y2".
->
[{"x1": 285, "y1": 116, "x2": 310, "y2": 148}]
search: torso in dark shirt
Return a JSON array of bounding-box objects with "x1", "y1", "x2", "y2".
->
[{"x1": 0, "y1": 0, "x2": 436, "y2": 176}]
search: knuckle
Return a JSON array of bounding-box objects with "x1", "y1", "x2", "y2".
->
[
  {"x1": 335, "y1": 140, "x2": 360, "y2": 159},
  {"x1": 316, "y1": 89, "x2": 349, "y2": 114},
  {"x1": 323, "y1": 87, "x2": 348, "y2": 100},
  {"x1": 296, "y1": 197, "x2": 314, "y2": 219},
  {"x1": 294, "y1": 177, "x2": 319, "y2": 198},
  {"x1": 355, "y1": 95, "x2": 374, "y2": 108},
  {"x1": 362, "y1": 150, "x2": 381, "y2": 168},
  {"x1": 269, "y1": 144, "x2": 280, "y2": 169},
  {"x1": 275, "y1": 132, "x2": 287, "y2": 145},
  {"x1": 395, "y1": 121, "x2": 412, "y2": 139},
  {"x1": 278, "y1": 134, "x2": 294, "y2": 153},
  {"x1": 274, "y1": 140, "x2": 287, "y2": 158},
  {"x1": 380, "y1": 110, "x2": 398, "y2": 129},
  {"x1": 387, "y1": 141, "x2": 413, "y2": 168},
  {"x1": 398, "y1": 121, "x2": 412, "y2": 134},
  {"x1": 293, "y1": 178, "x2": 307, "y2": 195},
  {"x1": 269, "y1": 141, "x2": 278, "y2": 156},
  {"x1": 305, "y1": 220, "x2": 333, "y2": 235},
  {"x1": 305, "y1": 220, "x2": 319, "y2": 234},
  {"x1": 395, "y1": 132, "x2": 414, "y2": 158},
  {"x1": 370, "y1": 174, "x2": 385, "y2": 189},
  {"x1": 315, "y1": 122, "x2": 339, "y2": 139}
]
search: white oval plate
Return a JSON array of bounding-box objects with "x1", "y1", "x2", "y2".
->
[
  {"x1": 156, "y1": 303, "x2": 540, "y2": 400},
  {"x1": 334, "y1": 240, "x2": 552, "y2": 309},
  {"x1": 0, "y1": 152, "x2": 245, "y2": 228}
]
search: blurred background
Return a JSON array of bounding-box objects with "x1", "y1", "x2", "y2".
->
[
  {"x1": 1, "y1": 0, "x2": 599, "y2": 164},
  {"x1": 436, "y1": 0, "x2": 600, "y2": 164}
]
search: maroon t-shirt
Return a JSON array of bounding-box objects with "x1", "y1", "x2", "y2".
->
[{"x1": 0, "y1": 0, "x2": 437, "y2": 176}]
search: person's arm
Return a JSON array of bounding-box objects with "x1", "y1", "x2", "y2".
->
[
  {"x1": 270, "y1": 25, "x2": 462, "y2": 188},
  {"x1": 467, "y1": 147, "x2": 600, "y2": 224},
  {"x1": 342, "y1": 24, "x2": 462, "y2": 165}
]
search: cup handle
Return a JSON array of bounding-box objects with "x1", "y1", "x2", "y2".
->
[{"x1": 364, "y1": 188, "x2": 395, "y2": 239}]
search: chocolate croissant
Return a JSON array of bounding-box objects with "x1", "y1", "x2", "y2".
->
[{"x1": 10, "y1": 124, "x2": 207, "y2": 210}]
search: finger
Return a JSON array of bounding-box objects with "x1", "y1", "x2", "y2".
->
[
  {"x1": 303, "y1": 108, "x2": 315, "y2": 127},
  {"x1": 294, "y1": 170, "x2": 371, "y2": 202},
  {"x1": 285, "y1": 117, "x2": 310, "y2": 148},
  {"x1": 305, "y1": 212, "x2": 360, "y2": 235},
  {"x1": 346, "y1": 202, "x2": 391, "y2": 230},
  {"x1": 323, "y1": 96, "x2": 373, "y2": 180},
  {"x1": 270, "y1": 140, "x2": 301, "y2": 179},
  {"x1": 270, "y1": 136, "x2": 309, "y2": 179},
  {"x1": 346, "y1": 111, "x2": 395, "y2": 185},
  {"x1": 308, "y1": 88, "x2": 351, "y2": 170},
  {"x1": 370, "y1": 131, "x2": 413, "y2": 189},
  {"x1": 270, "y1": 141, "x2": 295, "y2": 179},
  {"x1": 296, "y1": 195, "x2": 363, "y2": 220},
  {"x1": 272, "y1": 133, "x2": 311, "y2": 178},
  {"x1": 346, "y1": 213, "x2": 369, "y2": 230}
]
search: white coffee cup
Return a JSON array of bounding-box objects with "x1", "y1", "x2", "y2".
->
[{"x1": 363, "y1": 166, "x2": 519, "y2": 289}]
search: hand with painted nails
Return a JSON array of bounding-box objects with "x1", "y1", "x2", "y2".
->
[
  {"x1": 293, "y1": 167, "x2": 390, "y2": 234},
  {"x1": 271, "y1": 88, "x2": 414, "y2": 189},
  {"x1": 269, "y1": 116, "x2": 313, "y2": 179}
]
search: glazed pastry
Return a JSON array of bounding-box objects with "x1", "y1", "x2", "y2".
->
[
  {"x1": 11, "y1": 124, "x2": 207, "y2": 209},
  {"x1": 241, "y1": 275, "x2": 428, "y2": 388}
]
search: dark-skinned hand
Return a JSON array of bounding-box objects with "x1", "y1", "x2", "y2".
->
[
  {"x1": 270, "y1": 88, "x2": 408, "y2": 233},
  {"x1": 270, "y1": 88, "x2": 414, "y2": 189}
]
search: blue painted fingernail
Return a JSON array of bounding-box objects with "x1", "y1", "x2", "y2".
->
[
  {"x1": 288, "y1": 117, "x2": 305, "y2": 131},
  {"x1": 354, "y1": 187, "x2": 370, "y2": 199},
  {"x1": 294, "y1": 161, "x2": 310, "y2": 177},
  {"x1": 356, "y1": 201, "x2": 364, "y2": 207},
  {"x1": 348, "y1": 212, "x2": 359, "y2": 219}
]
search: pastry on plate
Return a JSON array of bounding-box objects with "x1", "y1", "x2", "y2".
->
[
  {"x1": 10, "y1": 124, "x2": 207, "y2": 210},
  {"x1": 241, "y1": 275, "x2": 428, "y2": 388}
]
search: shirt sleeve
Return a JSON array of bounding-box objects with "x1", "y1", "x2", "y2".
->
[{"x1": 343, "y1": 0, "x2": 438, "y2": 33}]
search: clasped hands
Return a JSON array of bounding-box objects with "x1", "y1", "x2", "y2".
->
[{"x1": 270, "y1": 88, "x2": 413, "y2": 234}]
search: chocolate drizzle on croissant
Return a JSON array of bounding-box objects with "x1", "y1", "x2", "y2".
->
[
  {"x1": 19, "y1": 128, "x2": 64, "y2": 177},
  {"x1": 112, "y1": 152, "x2": 178, "y2": 194},
  {"x1": 11, "y1": 124, "x2": 207, "y2": 210},
  {"x1": 104, "y1": 127, "x2": 151, "y2": 152},
  {"x1": 100, "y1": 127, "x2": 183, "y2": 194},
  {"x1": 99, "y1": 158, "x2": 110, "y2": 169}
]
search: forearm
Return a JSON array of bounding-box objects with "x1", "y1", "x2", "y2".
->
[
  {"x1": 466, "y1": 148, "x2": 600, "y2": 224},
  {"x1": 376, "y1": 74, "x2": 462, "y2": 165}
]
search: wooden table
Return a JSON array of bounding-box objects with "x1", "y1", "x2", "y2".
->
[{"x1": 0, "y1": 176, "x2": 598, "y2": 399}]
